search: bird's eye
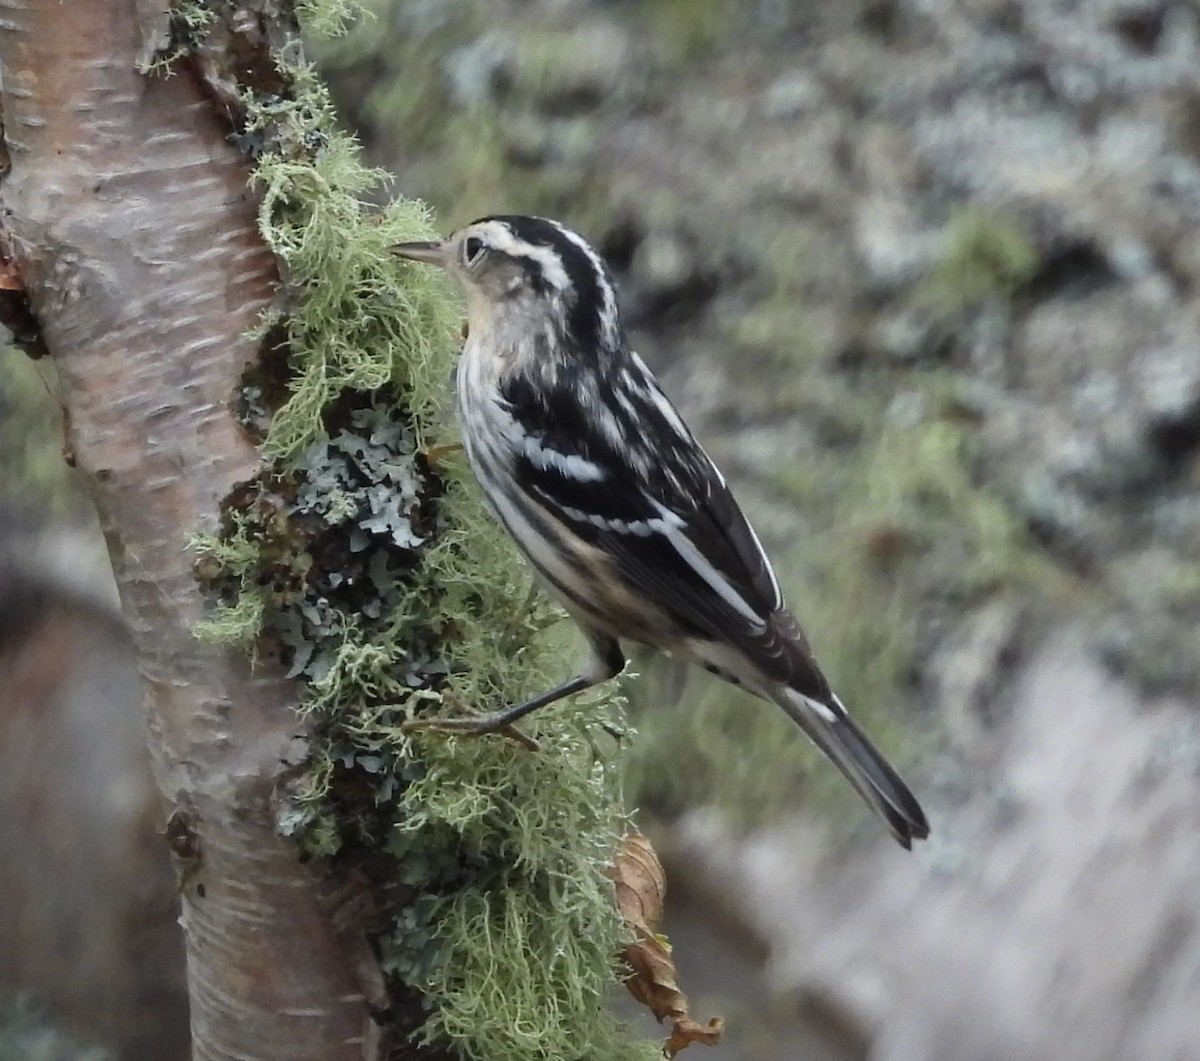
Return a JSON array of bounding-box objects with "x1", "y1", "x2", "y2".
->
[{"x1": 464, "y1": 237, "x2": 485, "y2": 264}]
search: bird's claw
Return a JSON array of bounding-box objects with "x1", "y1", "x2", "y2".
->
[{"x1": 402, "y1": 715, "x2": 541, "y2": 752}]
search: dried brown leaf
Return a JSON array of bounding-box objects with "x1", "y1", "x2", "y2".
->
[
  {"x1": 664, "y1": 1017, "x2": 726, "y2": 1057},
  {"x1": 613, "y1": 831, "x2": 665, "y2": 934},
  {"x1": 611, "y1": 833, "x2": 724, "y2": 1057}
]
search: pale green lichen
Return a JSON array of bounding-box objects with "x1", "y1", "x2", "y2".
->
[
  {"x1": 401, "y1": 688, "x2": 640, "y2": 1058},
  {"x1": 180, "y1": 5, "x2": 658, "y2": 1060},
  {"x1": 295, "y1": 0, "x2": 367, "y2": 38},
  {"x1": 247, "y1": 66, "x2": 458, "y2": 457}
]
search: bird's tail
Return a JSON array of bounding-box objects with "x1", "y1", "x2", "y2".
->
[{"x1": 773, "y1": 686, "x2": 930, "y2": 848}]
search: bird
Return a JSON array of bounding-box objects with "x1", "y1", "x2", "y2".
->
[{"x1": 392, "y1": 215, "x2": 930, "y2": 848}]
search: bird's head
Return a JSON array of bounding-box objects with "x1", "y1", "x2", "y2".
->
[{"x1": 392, "y1": 215, "x2": 624, "y2": 359}]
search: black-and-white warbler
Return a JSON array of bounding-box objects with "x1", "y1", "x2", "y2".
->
[{"x1": 393, "y1": 215, "x2": 929, "y2": 848}]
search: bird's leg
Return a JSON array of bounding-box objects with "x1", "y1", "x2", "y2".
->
[
  {"x1": 403, "y1": 631, "x2": 625, "y2": 742},
  {"x1": 411, "y1": 674, "x2": 596, "y2": 736}
]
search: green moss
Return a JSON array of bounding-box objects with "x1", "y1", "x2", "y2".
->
[
  {"x1": 637, "y1": 0, "x2": 734, "y2": 63},
  {"x1": 724, "y1": 221, "x2": 831, "y2": 382},
  {"x1": 182, "y1": 6, "x2": 656, "y2": 1060},
  {"x1": 1161, "y1": 562, "x2": 1200, "y2": 608},
  {"x1": 917, "y1": 207, "x2": 1039, "y2": 313}
]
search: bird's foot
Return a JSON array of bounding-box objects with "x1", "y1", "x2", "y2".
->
[{"x1": 402, "y1": 712, "x2": 541, "y2": 752}]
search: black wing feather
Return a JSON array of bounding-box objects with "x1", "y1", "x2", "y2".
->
[{"x1": 503, "y1": 360, "x2": 828, "y2": 696}]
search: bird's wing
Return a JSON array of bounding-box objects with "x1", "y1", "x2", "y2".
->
[{"x1": 502, "y1": 362, "x2": 827, "y2": 696}]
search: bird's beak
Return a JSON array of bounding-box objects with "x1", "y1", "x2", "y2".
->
[{"x1": 391, "y1": 239, "x2": 452, "y2": 268}]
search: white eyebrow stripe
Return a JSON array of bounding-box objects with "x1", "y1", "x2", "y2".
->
[
  {"x1": 474, "y1": 220, "x2": 573, "y2": 290},
  {"x1": 522, "y1": 436, "x2": 606, "y2": 483}
]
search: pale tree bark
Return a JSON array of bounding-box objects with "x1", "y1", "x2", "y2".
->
[{"x1": 0, "y1": 2, "x2": 398, "y2": 1057}]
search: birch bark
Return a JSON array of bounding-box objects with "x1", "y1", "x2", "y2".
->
[{"x1": 0, "y1": 4, "x2": 374, "y2": 1057}]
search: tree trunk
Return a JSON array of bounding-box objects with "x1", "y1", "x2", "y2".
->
[{"x1": 0, "y1": 3, "x2": 374, "y2": 1057}]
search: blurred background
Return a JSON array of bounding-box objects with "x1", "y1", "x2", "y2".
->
[{"x1": 4, "y1": 0, "x2": 1200, "y2": 1057}]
